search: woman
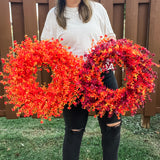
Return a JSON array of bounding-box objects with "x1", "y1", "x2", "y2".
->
[{"x1": 41, "y1": 0, "x2": 121, "y2": 160}]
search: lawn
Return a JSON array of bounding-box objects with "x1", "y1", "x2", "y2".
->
[{"x1": 0, "y1": 114, "x2": 160, "y2": 160}]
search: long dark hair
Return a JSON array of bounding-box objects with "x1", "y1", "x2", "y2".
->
[{"x1": 55, "y1": 0, "x2": 92, "y2": 29}]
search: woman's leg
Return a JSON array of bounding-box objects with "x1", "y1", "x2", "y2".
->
[
  {"x1": 63, "y1": 102, "x2": 88, "y2": 160},
  {"x1": 98, "y1": 112, "x2": 121, "y2": 160},
  {"x1": 98, "y1": 70, "x2": 122, "y2": 160}
]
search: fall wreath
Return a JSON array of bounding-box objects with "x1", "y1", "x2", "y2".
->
[
  {"x1": 0, "y1": 36, "x2": 83, "y2": 122},
  {"x1": 79, "y1": 37, "x2": 159, "y2": 119}
]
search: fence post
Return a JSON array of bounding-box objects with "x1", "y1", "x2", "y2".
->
[
  {"x1": 0, "y1": 0, "x2": 18, "y2": 118},
  {"x1": 11, "y1": 2, "x2": 25, "y2": 43},
  {"x1": 142, "y1": 0, "x2": 160, "y2": 128},
  {"x1": 125, "y1": 0, "x2": 151, "y2": 128},
  {"x1": 23, "y1": 0, "x2": 38, "y2": 37},
  {"x1": 141, "y1": 114, "x2": 150, "y2": 129},
  {"x1": 101, "y1": 0, "x2": 114, "y2": 26},
  {"x1": 113, "y1": 2, "x2": 125, "y2": 87},
  {"x1": 49, "y1": 0, "x2": 56, "y2": 10},
  {"x1": 125, "y1": 0, "x2": 138, "y2": 43}
]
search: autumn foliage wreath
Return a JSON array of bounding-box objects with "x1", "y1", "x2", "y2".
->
[
  {"x1": 0, "y1": 35, "x2": 159, "y2": 122},
  {"x1": 79, "y1": 37, "x2": 159, "y2": 119},
  {"x1": 0, "y1": 36, "x2": 83, "y2": 122}
]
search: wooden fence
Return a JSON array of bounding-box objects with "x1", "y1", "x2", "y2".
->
[{"x1": 0, "y1": 0, "x2": 160, "y2": 128}]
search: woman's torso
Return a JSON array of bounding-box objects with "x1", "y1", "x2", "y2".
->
[{"x1": 41, "y1": 1, "x2": 115, "y2": 57}]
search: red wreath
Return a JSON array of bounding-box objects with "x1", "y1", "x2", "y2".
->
[
  {"x1": 0, "y1": 36, "x2": 83, "y2": 122},
  {"x1": 79, "y1": 37, "x2": 159, "y2": 119}
]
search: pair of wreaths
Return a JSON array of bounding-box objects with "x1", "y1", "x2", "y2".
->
[{"x1": 0, "y1": 36, "x2": 159, "y2": 122}]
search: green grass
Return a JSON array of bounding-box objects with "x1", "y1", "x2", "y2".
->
[{"x1": 0, "y1": 114, "x2": 160, "y2": 160}]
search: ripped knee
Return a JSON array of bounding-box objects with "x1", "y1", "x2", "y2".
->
[
  {"x1": 106, "y1": 121, "x2": 121, "y2": 128},
  {"x1": 71, "y1": 128, "x2": 83, "y2": 132},
  {"x1": 105, "y1": 121, "x2": 121, "y2": 137},
  {"x1": 71, "y1": 128, "x2": 85, "y2": 134}
]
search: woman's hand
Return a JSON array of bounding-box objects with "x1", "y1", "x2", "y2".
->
[{"x1": 108, "y1": 36, "x2": 116, "y2": 41}]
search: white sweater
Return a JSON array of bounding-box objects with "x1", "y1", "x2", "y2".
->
[{"x1": 41, "y1": 1, "x2": 116, "y2": 58}]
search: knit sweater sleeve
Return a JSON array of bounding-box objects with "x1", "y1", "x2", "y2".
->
[
  {"x1": 40, "y1": 7, "x2": 57, "y2": 41},
  {"x1": 95, "y1": 2, "x2": 116, "y2": 38}
]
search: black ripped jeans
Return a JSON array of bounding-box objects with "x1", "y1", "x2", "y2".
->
[{"x1": 63, "y1": 70, "x2": 121, "y2": 160}]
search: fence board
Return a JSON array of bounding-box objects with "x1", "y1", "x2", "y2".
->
[
  {"x1": 0, "y1": 0, "x2": 10, "y2": 117},
  {"x1": 23, "y1": 0, "x2": 43, "y2": 88},
  {"x1": 0, "y1": 0, "x2": 18, "y2": 118},
  {"x1": 36, "y1": 0, "x2": 48, "y2": 3},
  {"x1": 10, "y1": 0, "x2": 22, "y2": 2},
  {"x1": 38, "y1": 3, "x2": 51, "y2": 85},
  {"x1": 101, "y1": 0, "x2": 114, "y2": 26},
  {"x1": 125, "y1": 0, "x2": 138, "y2": 42},
  {"x1": 23, "y1": 0, "x2": 38, "y2": 37},
  {"x1": 137, "y1": 3, "x2": 150, "y2": 47},
  {"x1": 114, "y1": 0, "x2": 125, "y2": 4},
  {"x1": 145, "y1": 0, "x2": 160, "y2": 116},
  {"x1": 113, "y1": 4, "x2": 124, "y2": 39},
  {"x1": 0, "y1": 71, "x2": 5, "y2": 116},
  {"x1": 0, "y1": 0, "x2": 12, "y2": 57},
  {"x1": 11, "y1": 2, "x2": 25, "y2": 43},
  {"x1": 139, "y1": 0, "x2": 150, "y2": 3},
  {"x1": 156, "y1": 107, "x2": 160, "y2": 113},
  {"x1": 49, "y1": 0, "x2": 56, "y2": 10},
  {"x1": 113, "y1": 4, "x2": 124, "y2": 87},
  {"x1": 38, "y1": 3, "x2": 49, "y2": 36}
]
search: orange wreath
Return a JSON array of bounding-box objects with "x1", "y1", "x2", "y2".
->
[{"x1": 0, "y1": 36, "x2": 83, "y2": 122}]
